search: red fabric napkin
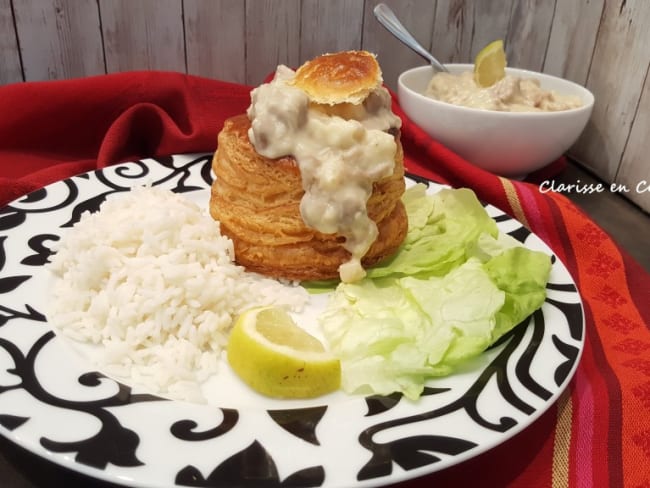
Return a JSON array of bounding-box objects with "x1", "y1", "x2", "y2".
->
[
  {"x1": 0, "y1": 71, "x2": 250, "y2": 205},
  {"x1": 1, "y1": 71, "x2": 648, "y2": 487}
]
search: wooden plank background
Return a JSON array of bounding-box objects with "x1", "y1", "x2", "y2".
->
[{"x1": 1, "y1": 0, "x2": 648, "y2": 212}]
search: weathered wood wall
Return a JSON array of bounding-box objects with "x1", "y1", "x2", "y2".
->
[{"x1": 1, "y1": 0, "x2": 648, "y2": 212}]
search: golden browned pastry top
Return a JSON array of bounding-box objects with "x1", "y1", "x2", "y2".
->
[{"x1": 290, "y1": 50, "x2": 382, "y2": 105}]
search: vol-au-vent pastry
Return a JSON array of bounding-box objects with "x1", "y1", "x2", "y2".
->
[{"x1": 210, "y1": 50, "x2": 407, "y2": 283}]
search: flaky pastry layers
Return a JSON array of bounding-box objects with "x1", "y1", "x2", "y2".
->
[{"x1": 210, "y1": 114, "x2": 407, "y2": 281}]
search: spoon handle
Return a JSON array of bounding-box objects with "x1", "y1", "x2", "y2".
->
[{"x1": 373, "y1": 3, "x2": 447, "y2": 73}]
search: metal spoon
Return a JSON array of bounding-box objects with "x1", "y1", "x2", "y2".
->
[{"x1": 373, "y1": 3, "x2": 448, "y2": 73}]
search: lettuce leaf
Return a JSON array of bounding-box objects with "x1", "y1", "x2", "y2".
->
[
  {"x1": 484, "y1": 246, "x2": 551, "y2": 339},
  {"x1": 320, "y1": 185, "x2": 551, "y2": 400},
  {"x1": 367, "y1": 185, "x2": 498, "y2": 279}
]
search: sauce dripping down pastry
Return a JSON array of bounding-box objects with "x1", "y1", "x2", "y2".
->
[{"x1": 210, "y1": 51, "x2": 407, "y2": 283}]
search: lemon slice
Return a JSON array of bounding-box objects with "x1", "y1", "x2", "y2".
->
[
  {"x1": 227, "y1": 306, "x2": 341, "y2": 398},
  {"x1": 474, "y1": 39, "x2": 507, "y2": 87}
]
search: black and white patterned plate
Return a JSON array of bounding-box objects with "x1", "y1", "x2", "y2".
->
[{"x1": 0, "y1": 154, "x2": 584, "y2": 487}]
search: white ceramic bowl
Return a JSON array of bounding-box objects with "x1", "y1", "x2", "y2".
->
[{"x1": 397, "y1": 64, "x2": 594, "y2": 177}]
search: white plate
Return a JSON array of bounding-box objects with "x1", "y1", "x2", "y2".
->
[{"x1": 0, "y1": 154, "x2": 584, "y2": 487}]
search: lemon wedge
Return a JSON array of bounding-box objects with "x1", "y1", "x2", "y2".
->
[
  {"x1": 474, "y1": 39, "x2": 507, "y2": 87},
  {"x1": 227, "y1": 306, "x2": 341, "y2": 398}
]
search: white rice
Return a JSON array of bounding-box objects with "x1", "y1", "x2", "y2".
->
[{"x1": 47, "y1": 185, "x2": 308, "y2": 403}]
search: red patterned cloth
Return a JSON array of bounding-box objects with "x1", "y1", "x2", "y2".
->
[{"x1": 0, "y1": 71, "x2": 648, "y2": 487}]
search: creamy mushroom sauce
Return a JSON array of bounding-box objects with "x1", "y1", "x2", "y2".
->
[
  {"x1": 425, "y1": 71, "x2": 583, "y2": 112},
  {"x1": 247, "y1": 65, "x2": 402, "y2": 283}
]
